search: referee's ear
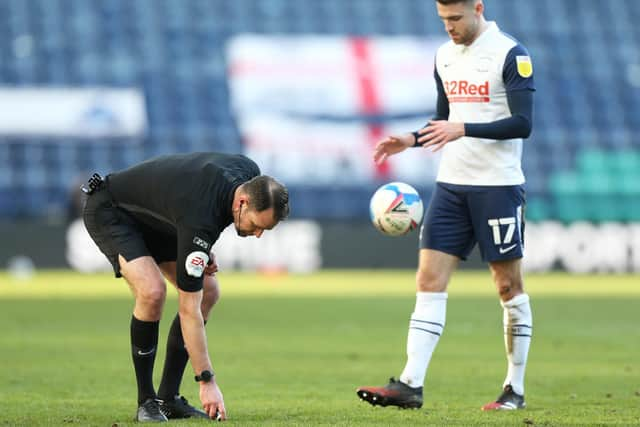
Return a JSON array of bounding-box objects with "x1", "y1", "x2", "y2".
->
[{"x1": 232, "y1": 185, "x2": 251, "y2": 212}]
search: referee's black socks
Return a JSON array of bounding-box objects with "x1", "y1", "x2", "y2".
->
[
  {"x1": 158, "y1": 314, "x2": 208, "y2": 401},
  {"x1": 158, "y1": 314, "x2": 189, "y2": 400},
  {"x1": 131, "y1": 315, "x2": 159, "y2": 404}
]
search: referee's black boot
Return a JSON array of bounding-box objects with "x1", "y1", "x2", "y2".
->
[
  {"x1": 158, "y1": 395, "x2": 209, "y2": 419},
  {"x1": 136, "y1": 398, "x2": 168, "y2": 422}
]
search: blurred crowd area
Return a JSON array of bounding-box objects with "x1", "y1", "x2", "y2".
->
[{"x1": 0, "y1": 0, "x2": 638, "y2": 222}]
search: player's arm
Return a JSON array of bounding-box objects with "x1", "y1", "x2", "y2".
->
[
  {"x1": 373, "y1": 64, "x2": 448, "y2": 164},
  {"x1": 411, "y1": 66, "x2": 450, "y2": 145},
  {"x1": 463, "y1": 44, "x2": 535, "y2": 141},
  {"x1": 463, "y1": 89, "x2": 533, "y2": 139},
  {"x1": 419, "y1": 90, "x2": 533, "y2": 150}
]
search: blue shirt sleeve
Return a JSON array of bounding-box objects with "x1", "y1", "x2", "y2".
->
[
  {"x1": 503, "y1": 44, "x2": 535, "y2": 92},
  {"x1": 464, "y1": 90, "x2": 533, "y2": 140},
  {"x1": 433, "y1": 67, "x2": 450, "y2": 120},
  {"x1": 413, "y1": 64, "x2": 449, "y2": 145}
]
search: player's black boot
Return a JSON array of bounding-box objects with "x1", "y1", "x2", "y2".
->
[
  {"x1": 356, "y1": 377, "x2": 423, "y2": 409},
  {"x1": 481, "y1": 384, "x2": 526, "y2": 410},
  {"x1": 136, "y1": 398, "x2": 168, "y2": 422},
  {"x1": 158, "y1": 395, "x2": 209, "y2": 419}
]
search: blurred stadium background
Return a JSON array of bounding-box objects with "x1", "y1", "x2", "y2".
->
[{"x1": 0, "y1": 0, "x2": 639, "y2": 274}]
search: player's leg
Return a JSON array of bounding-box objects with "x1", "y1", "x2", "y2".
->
[
  {"x1": 356, "y1": 250, "x2": 458, "y2": 408},
  {"x1": 156, "y1": 261, "x2": 219, "y2": 419},
  {"x1": 467, "y1": 185, "x2": 531, "y2": 410},
  {"x1": 483, "y1": 257, "x2": 531, "y2": 410},
  {"x1": 493, "y1": 260, "x2": 531, "y2": 393},
  {"x1": 399, "y1": 248, "x2": 457, "y2": 388},
  {"x1": 118, "y1": 254, "x2": 169, "y2": 422},
  {"x1": 357, "y1": 183, "x2": 475, "y2": 409}
]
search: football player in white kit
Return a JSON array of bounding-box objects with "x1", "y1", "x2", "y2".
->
[{"x1": 357, "y1": 0, "x2": 535, "y2": 411}]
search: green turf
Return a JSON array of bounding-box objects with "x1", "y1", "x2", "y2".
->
[{"x1": 0, "y1": 270, "x2": 639, "y2": 426}]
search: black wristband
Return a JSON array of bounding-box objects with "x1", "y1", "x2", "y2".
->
[
  {"x1": 195, "y1": 370, "x2": 214, "y2": 383},
  {"x1": 412, "y1": 131, "x2": 423, "y2": 147}
]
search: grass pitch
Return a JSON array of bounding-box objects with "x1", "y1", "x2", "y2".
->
[{"x1": 0, "y1": 270, "x2": 638, "y2": 426}]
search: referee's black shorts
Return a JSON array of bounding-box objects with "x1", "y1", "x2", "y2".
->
[{"x1": 83, "y1": 187, "x2": 177, "y2": 277}]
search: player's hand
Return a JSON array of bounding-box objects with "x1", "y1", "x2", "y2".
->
[
  {"x1": 204, "y1": 251, "x2": 218, "y2": 276},
  {"x1": 200, "y1": 381, "x2": 226, "y2": 421},
  {"x1": 417, "y1": 120, "x2": 465, "y2": 152},
  {"x1": 373, "y1": 133, "x2": 414, "y2": 164}
]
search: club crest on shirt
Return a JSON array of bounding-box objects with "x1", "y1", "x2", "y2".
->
[
  {"x1": 516, "y1": 56, "x2": 533, "y2": 78},
  {"x1": 185, "y1": 251, "x2": 209, "y2": 277}
]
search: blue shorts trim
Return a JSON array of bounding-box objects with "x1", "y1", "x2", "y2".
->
[{"x1": 419, "y1": 183, "x2": 526, "y2": 262}]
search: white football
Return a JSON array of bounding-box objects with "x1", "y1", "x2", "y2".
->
[{"x1": 369, "y1": 182, "x2": 424, "y2": 236}]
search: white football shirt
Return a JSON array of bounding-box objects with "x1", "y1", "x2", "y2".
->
[{"x1": 434, "y1": 22, "x2": 535, "y2": 185}]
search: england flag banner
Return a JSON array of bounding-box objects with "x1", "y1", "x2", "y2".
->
[{"x1": 226, "y1": 35, "x2": 446, "y2": 184}]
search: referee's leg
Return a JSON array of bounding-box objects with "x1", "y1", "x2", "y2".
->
[{"x1": 118, "y1": 255, "x2": 167, "y2": 411}]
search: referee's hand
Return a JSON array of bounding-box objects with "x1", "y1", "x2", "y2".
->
[
  {"x1": 204, "y1": 252, "x2": 218, "y2": 276},
  {"x1": 200, "y1": 381, "x2": 226, "y2": 421}
]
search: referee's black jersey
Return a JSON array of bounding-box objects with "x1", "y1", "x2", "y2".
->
[{"x1": 106, "y1": 152, "x2": 260, "y2": 291}]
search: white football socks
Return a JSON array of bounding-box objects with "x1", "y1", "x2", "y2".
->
[
  {"x1": 399, "y1": 291, "x2": 448, "y2": 388},
  {"x1": 501, "y1": 293, "x2": 532, "y2": 396}
]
